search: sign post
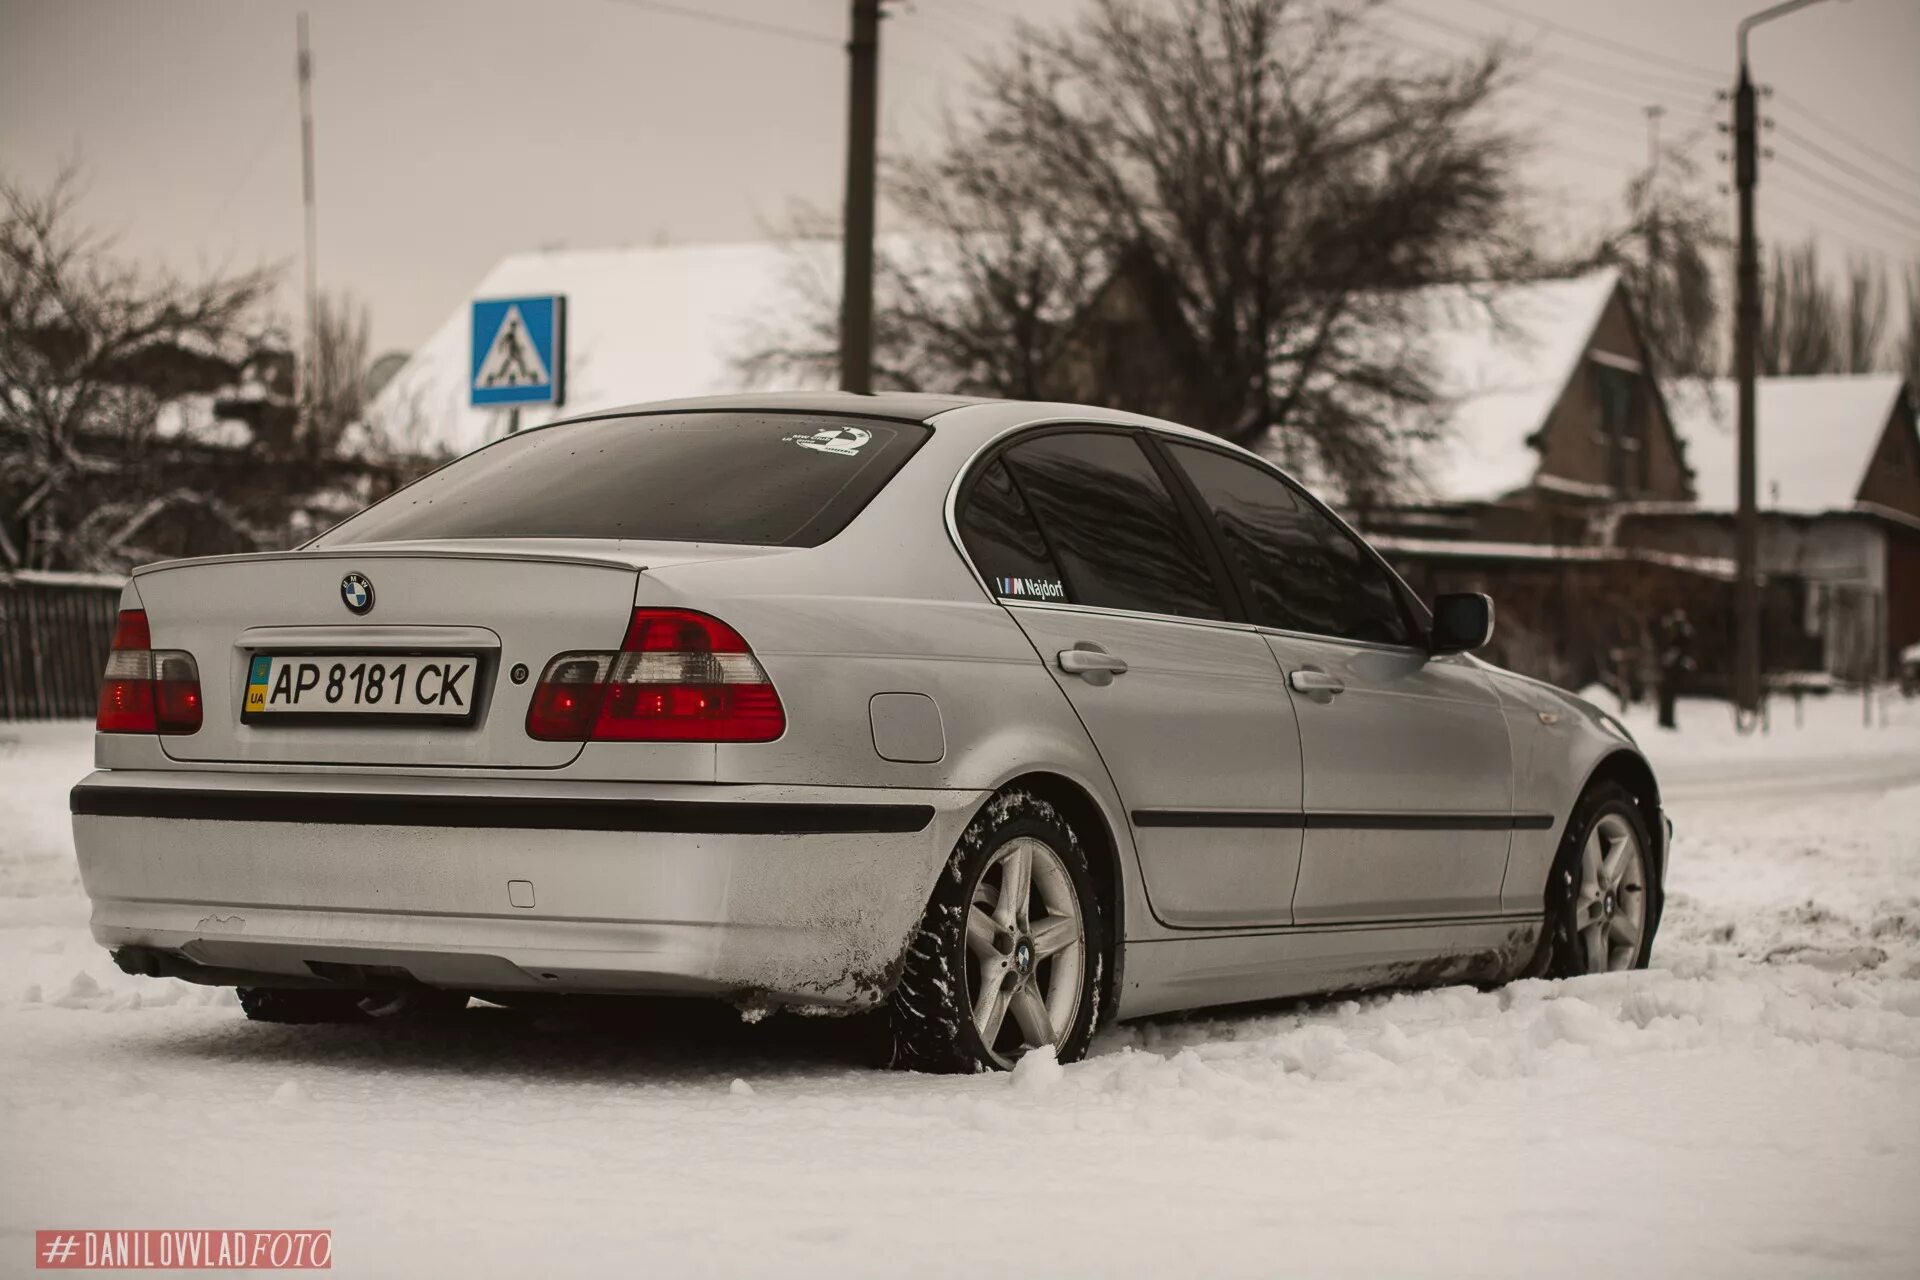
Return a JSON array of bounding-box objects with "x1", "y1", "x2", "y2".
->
[{"x1": 471, "y1": 295, "x2": 566, "y2": 434}]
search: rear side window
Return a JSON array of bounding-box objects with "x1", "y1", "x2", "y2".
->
[
  {"x1": 957, "y1": 459, "x2": 1069, "y2": 603},
  {"x1": 312, "y1": 413, "x2": 927, "y2": 548},
  {"x1": 1166, "y1": 442, "x2": 1410, "y2": 645},
  {"x1": 990, "y1": 431, "x2": 1226, "y2": 620}
]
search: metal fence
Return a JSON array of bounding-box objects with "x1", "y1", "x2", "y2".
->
[{"x1": 0, "y1": 572, "x2": 125, "y2": 721}]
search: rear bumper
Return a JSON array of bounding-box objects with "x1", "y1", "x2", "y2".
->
[{"x1": 72, "y1": 771, "x2": 984, "y2": 1007}]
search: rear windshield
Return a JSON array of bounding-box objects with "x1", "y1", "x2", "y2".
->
[{"x1": 312, "y1": 412, "x2": 929, "y2": 548}]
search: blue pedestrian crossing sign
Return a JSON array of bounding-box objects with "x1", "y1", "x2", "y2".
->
[{"x1": 470, "y1": 295, "x2": 566, "y2": 408}]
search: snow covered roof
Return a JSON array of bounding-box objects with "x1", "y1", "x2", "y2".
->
[
  {"x1": 365, "y1": 240, "x2": 839, "y2": 457},
  {"x1": 1661, "y1": 374, "x2": 1909, "y2": 514},
  {"x1": 1399, "y1": 269, "x2": 1623, "y2": 504}
]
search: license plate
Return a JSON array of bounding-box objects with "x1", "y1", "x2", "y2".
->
[{"x1": 242, "y1": 654, "x2": 480, "y2": 722}]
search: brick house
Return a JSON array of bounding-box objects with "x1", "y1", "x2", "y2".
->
[{"x1": 1362, "y1": 268, "x2": 1693, "y2": 542}]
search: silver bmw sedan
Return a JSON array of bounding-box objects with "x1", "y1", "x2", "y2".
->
[{"x1": 72, "y1": 393, "x2": 1666, "y2": 1072}]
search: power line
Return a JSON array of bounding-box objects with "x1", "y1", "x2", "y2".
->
[
  {"x1": 1358, "y1": 21, "x2": 1671, "y2": 189},
  {"x1": 951, "y1": 0, "x2": 1029, "y2": 28},
  {"x1": 881, "y1": 6, "x2": 988, "y2": 84},
  {"x1": 1537, "y1": 137, "x2": 1649, "y2": 178},
  {"x1": 208, "y1": 95, "x2": 297, "y2": 234},
  {"x1": 1765, "y1": 172, "x2": 1920, "y2": 251},
  {"x1": 1392, "y1": 0, "x2": 1920, "y2": 229},
  {"x1": 1773, "y1": 123, "x2": 1920, "y2": 206},
  {"x1": 601, "y1": 0, "x2": 840, "y2": 48},
  {"x1": 1388, "y1": 2, "x2": 1717, "y2": 101},
  {"x1": 1771, "y1": 89, "x2": 1920, "y2": 189},
  {"x1": 1762, "y1": 184, "x2": 1915, "y2": 262},
  {"x1": 1451, "y1": 0, "x2": 1724, "y2": 85},
  {"x1": 1768, "y1": 153, "x2": 1920, "y2": 239},
  {"x1": 908, "y1": 1, "x2": 1003, "y2": 46},
  {"x1": 1502, "y1": 84, "x2": 1691, "y2": 152},
  {"x1": 1363, "y1": 15, "x2": 1709, "y2": 124}
]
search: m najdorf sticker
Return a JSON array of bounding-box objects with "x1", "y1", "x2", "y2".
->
[{"x1": 994, "y1": 576, "x2": 1066, "y2": 601}]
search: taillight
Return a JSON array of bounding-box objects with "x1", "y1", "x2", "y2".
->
[
  {"x1": 526, "y1": 609, "x2": 785, "y2": 743},
  {"x1": 96, "y1": 609, "x2": 203, "y2": 735}
]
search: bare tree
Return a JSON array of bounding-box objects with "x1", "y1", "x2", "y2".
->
[
  {"x1": 1901, "y1": 261, "x2": 1920, "y2": 395},
  {"x1": 1839, "y1": 259, "x2": 1889, "y2": 376},
  {"x1": 1760, "y1": 242, "x2": 1836, "y2": 376},
  {"x1": 1759, "y1": 239, "x2": 1889, "y2": 376},
  {"x1": 1587, "y1": 146, "x2": 1724, "y2": 377},
  {"x1": 304, "y1": 290, "x2": 372, "y2": 459},
  {"x1": 746, "y1": 0, "x2": 1531, "y2": 497},
  {"x1": 0, "y1": 166, "x2": 276, "y2": 570}
]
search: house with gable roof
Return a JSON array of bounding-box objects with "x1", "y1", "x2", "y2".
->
[
  {"x1": 1338, "y1": 269, "x2": 1734, "y2": 690},
  {"x1": 1360, "y1": 267, "x2": 1693, "y2": 542},
  {"x1": 1348, "y1": 269, "x2": 1918, "y2": 687}
]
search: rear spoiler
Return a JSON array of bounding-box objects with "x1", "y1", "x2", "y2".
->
[{"x1": 130, "y1": 546, "x2": 650, "y2": 578}]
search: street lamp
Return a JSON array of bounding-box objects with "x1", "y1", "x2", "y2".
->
[{"x1": 1730, "y1": 0, "x2": 1844, "y2": 724}]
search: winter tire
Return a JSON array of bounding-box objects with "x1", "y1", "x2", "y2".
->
[
  {"x1": 888, "y1": 790, "x2": 1107, "y2": 1073},
  {"x1": 1535, "y1": 781, "x2": 1661, "y2": 978}
]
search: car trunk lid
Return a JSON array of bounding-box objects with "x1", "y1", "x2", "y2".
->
[{"x1": 137, "y1": 543, "x2": 649, "y2": 769}]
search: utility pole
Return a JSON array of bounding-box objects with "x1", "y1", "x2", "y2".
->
[
  {"x1": 1644, "y1": 104, "x2": 1665, "y2": 343},
  {"x1": 1730, "y1": 0, "x2": 1837, "y2": 722},
  {"x1": 1732, "y1": 57, "x2": 1760, "y2": 718},
  {"x1": 839, "y1": 0, "x2": 882, "y2": 394},
  {"x1": 297, "y1": 13, "x2": 319, "y2": 432}
]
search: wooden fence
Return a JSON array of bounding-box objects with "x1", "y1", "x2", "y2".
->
[{"x1": 0, "y1": 572, "x2": 126, "y2": 721}]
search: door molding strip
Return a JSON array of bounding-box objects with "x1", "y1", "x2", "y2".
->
[{"x1": 1132, "y1": 809, "x2": 1556, "y2": 832}]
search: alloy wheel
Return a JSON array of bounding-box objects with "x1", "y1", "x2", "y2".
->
[
  {"x1": 965, "y1": 836, "x2": 1086, "y2": 1067},
  {"x1": 1573, "y1": 812, "x2": 1648, "y2": 973}
]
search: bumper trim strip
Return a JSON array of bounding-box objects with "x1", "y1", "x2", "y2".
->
[{"x1": 71, "y1": 784, "x2": 936, "y2": 836}]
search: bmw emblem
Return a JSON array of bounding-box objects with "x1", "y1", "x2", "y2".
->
[{"x1": 340, "y1": 572, "x2": 374, "y2": 615}]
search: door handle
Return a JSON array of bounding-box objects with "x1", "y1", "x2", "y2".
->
[
  {"x1": 1289, "y1": 670, "x2": 1345, "y2": 696},
  {"x1": 1058, "y1": 645, "x2": 1129, "y2": 685}
]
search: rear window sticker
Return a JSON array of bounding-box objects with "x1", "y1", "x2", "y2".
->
[{"x1": 784, "y1": 425, "x2": 872, "y2": 456}]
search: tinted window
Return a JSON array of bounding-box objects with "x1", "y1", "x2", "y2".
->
[
  {"x1": 998, "y1": 432, "x2": 1226, "y2": 620},
  {"x1": 958, "y1": 459, "x2": 1069, "y2": 603},
  {"x1": 312, "y1": 413, "x2": 926, "y2": 548},
  {"x1": 1167, "y1": 443, "x2": 1410, "y2": 645}
]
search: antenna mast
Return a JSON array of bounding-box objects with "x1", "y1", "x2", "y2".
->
[{"x1": 297, "y1": 12, "x2": 319, "y2": 436}]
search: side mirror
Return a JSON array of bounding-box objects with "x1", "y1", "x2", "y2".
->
[{"x1": 1429, "y1": 593, "x2": 1494, "y2": 656}]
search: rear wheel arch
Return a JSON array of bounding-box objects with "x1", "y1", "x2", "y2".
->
[{"x1": 979, "y1": 771, "x2": 1125, "y2": 1026}]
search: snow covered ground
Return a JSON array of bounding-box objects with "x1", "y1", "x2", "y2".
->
[{"x1": 3, "y1": 694, "x2": 1918, "y2": 1277}]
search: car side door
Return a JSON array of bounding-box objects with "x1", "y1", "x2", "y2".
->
[
  {"x1": 955, "y1": 427, "x2": 1306, "y2": 929},
  {"x1": 1158, "y1": 440, "x2": 1516, "y2": 924}
]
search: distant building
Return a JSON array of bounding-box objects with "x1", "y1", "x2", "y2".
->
[
  {"x1": 1608, "y1": 374, "x2": 1920, "y2": 681},
  {"x1": 1359, "y1": 268, "x2": 1694, "y2": 541},
  {"x1": 1335, "y1": 269, "x2": 1729, "y2": 691}
]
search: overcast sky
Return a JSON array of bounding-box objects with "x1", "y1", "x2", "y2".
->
[{"x1": 3, "y1": 0, "x2": 1916, "y2": 354}]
